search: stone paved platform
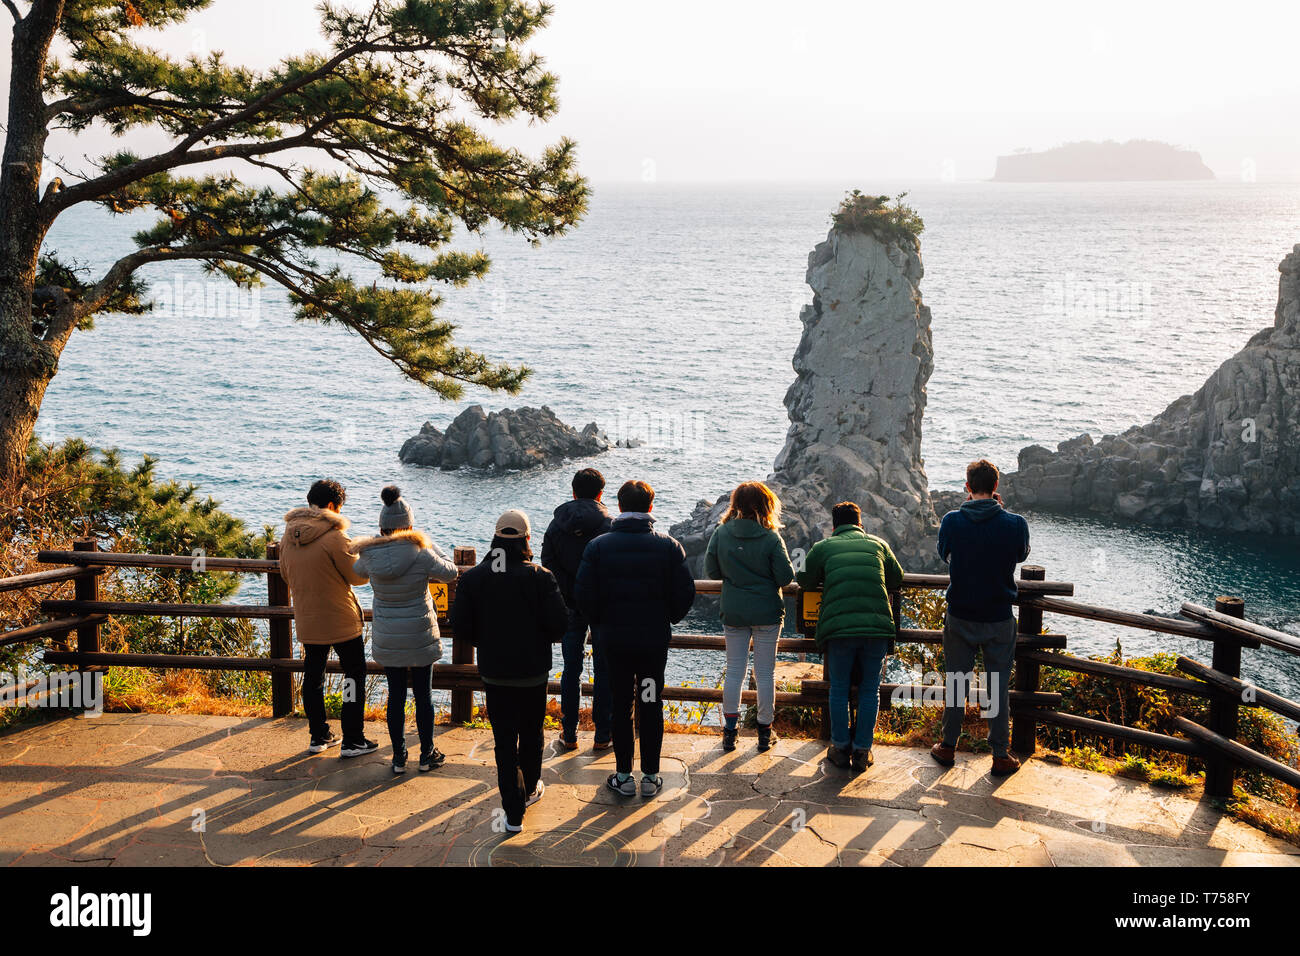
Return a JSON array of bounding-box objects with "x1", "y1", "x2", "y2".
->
[{"x1": 1, "y1": 713, "x2": 1296, "y2": 866}]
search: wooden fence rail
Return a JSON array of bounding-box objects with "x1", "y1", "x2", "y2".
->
[{"x1": 4, "y1": 540, "x2": 1299, "y2": 804}]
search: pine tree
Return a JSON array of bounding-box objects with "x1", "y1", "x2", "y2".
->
[
  {"x1": 0, "y1": 0, "x2": 588, "y2": 477},
  {"x1": 2, "y1": 438, "x2": 270, "y2": 685}
]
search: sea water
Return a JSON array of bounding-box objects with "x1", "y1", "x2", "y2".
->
[{"x1": 38, "y1": 181, "x2": 1300, "y2": 699}]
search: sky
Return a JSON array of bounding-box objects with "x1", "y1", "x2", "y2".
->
[{"x1": 4, "y1": 0, "x2": 1300, "y2": 182}]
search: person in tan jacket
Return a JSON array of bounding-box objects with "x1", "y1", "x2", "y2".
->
[{"x1": 278, "y1": 479, "x2": 377, "y2": 757}]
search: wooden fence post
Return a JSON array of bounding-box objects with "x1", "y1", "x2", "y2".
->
[
  {"x1": 1010, "y1": 564, "x2": 1046, "y2": 756},
  {"x1": 817, "y1": 591, "x2": 830, "y2": 740},
  {"x1": 266, "y1": 542, "x2": 293, "y2": 718},
  {"x1": 1204, "y1": 595, "x2": 1245, "y2": 802},
  {"x1": 882, "y1": 588, "x2": 902, "y2": 715},
  {"x1": 449, "y1": 546, "x2": 476, "y2": 724},
  {"x1": 72, "y1": 539, "x2": 100, "y2": 656}
]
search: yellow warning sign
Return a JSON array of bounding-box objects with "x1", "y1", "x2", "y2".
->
[
  {"x1": 799, "y1": 589, "x2": 821, "y2": 634},
  {"x1": 429, "y1": 582, "x2": 449, "y2": 616}
]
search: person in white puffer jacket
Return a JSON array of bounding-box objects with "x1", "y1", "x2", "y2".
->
[{"x1": 351, "y1": 485, "x2": 458, "y2": 774}]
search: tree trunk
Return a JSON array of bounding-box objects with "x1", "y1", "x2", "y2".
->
[
  {"x1": 0, "y1": 2, "x2": 67, "y2": 480},
  {"x1": 0, "y1": 335, "x2": 57, "y2": 478}
]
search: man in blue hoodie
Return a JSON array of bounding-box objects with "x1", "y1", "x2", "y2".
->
[
  {"x1": 932, "y1": 459, "x2": 1031, "y2": 776},
  {"x1": 542, "y1": 468, "x2": 614, "y2": 751}
]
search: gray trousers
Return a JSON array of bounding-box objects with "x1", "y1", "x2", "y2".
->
[
  {"x1": 722, "y1": 623, "x2": 781, "y2": 726},
  {"x1": 941, "y1": 613, "x2": 1016, "y2": 758}
]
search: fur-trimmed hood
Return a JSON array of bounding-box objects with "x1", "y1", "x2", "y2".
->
[
  {"x1": 283, "y1": 506, "x2": 350, "y2": 547},
  {"x1": 348, "y1": 529, "x2": 431, "y2": 553},
  {"x1": 349, "y1": 528, "x2": 431, "y2": 579}
]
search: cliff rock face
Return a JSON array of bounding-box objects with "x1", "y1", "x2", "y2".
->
[
  {"x1": 400, "y1": 405, "x2": 609, "y2": 471},
  {"x1": 671, "y1": 226, "x2": 940, "y2": 571},
  {"x1": 1000, "y1": 244, "x2": 1300, "y2": 534}
]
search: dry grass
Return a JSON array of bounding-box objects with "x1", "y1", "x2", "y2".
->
[
  {"x1": 1229, "y1": 794, "x2": 1300, "y2": 846},
  {"x1": 103, "y1": 668, "x2": 272, "y2": 718}
]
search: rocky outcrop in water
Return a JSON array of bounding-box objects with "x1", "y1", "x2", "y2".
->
[
  {"x1": 672, "y1": 224, "x2": 941, "y2": 571},
  {"x1": 399, "y1": 405, "x2": 610, "y2": 471},
  {"x1": 999, "y1": 244, "x2": 1300, "y2": 535},
  {"x1": 993, "y1": 140, "x2": 1215, "y2": 182}
]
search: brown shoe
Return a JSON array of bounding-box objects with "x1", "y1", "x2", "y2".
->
[
  {"x1": 930, "y1": 743, "x2": 956, "y2": 767},
  {"x1": 558, "y1": 737, "x2": 578, "y2": 752},
  {"x1": 826, "y1": 744, "x2": 851, "y2": 768},
  {"x1": 991, "y1": 755, "x2": 1021, "y2": 777},
  {"x1": 593, "y1": 739, "x2": 613, "y2": 752}
]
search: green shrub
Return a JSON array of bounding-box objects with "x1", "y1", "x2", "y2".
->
[
  {"x1": 831, "y1": 190, "x2": 924, "y2": 246},
  {"x1": 1059, "y1": 746, "x2": 1107, "y2": 773},
  {"x1": 1037, "y1": 640, "x2": 1298, "y2": 803},
  {"x1": 2, "y1": 438, "x2": 272, "y2": 711}
]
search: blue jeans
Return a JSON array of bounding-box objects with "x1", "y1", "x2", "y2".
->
[
  {"x1": 560, "y1": 607, "x2": 610, "y2": 742},
  {"x1": 826, "y1": 637, "x2": 889, "y2": 751}
]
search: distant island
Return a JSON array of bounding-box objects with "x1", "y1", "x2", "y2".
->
[{"x1": 993, "y1": 139, "x2": 1215, "y2": 182}]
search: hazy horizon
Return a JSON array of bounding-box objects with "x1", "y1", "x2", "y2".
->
[{"x1": 4, "y1": 0, "x2": 1300, "y2": 185}]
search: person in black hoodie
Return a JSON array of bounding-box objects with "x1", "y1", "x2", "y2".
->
[
  {"x1": 574, "y1": 480, "x2": 696, "y2": 798},
  {"x1": 450, "y1": 508, "x2": 568, "y2": 832},
  {"x1": 541, "y1": 468, "x2": 614, "y2": 751}
]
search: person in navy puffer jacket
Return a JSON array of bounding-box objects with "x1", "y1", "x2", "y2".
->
[{"x1": 574, "y1": 479, "x2": 696, "y2": 799}]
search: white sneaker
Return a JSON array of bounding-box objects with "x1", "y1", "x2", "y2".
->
[
  {"x1": 504, "y1": 821, "x2": 523, "y2": 833},
  {"x1": 340, "y1": 738, "x2": 379, "y2": 758},
  {"x1": 308, "y1": 732, "x2": 339, "y2": 753},
  {"x1": 525, "y1": 780, "x2": 545, "y2": 806}
]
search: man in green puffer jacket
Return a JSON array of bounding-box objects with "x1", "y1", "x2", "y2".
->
[{"x1": 796, "y1": 501, "x2": 903, "y2": 773}]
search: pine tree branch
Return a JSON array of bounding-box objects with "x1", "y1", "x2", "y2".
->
[
  {"x1": 43, "y1": 40, "x2": 384, "y2": 218},
  {"x1": 16, "y1": 1, "x2": 577, "y2": 408},
  {"x1": 43, "y1": 121, "x2": 335, "y2": 221},
  {"x1": 173, "y1": 45, "x2": 368, "y2": 153},
  {"x1": 43, "y1": 235, "x2": 243, "y2": 347},
  {"x1": 69, "y1": 238, "x2": 511, "y2": 395},
  {"x1": 45, "y1": 90, "x2": 239, "y2": 127}
]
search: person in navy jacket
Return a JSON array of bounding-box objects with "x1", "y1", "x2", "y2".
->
[{"x1": 574, "y1": 479, "x2": 696, "y2": 798}]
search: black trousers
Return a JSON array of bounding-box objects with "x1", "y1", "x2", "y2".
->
[
  {"x1": 484, "y1": 682, "x2": 547, "y2": 825},
  {"x1": 384, "y1": 665, "x2": 434, "y2": 757},
  {"x1": 302, "y1": 635, "x2": 366, "y2": 743},
  {"x1": 606, "y1": 642, "x2": 668, "y2": 776}
]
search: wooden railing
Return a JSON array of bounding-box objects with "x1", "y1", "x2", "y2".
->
[{"x1": 3, "y1": 539, "x2": 1298, "y2": 804}]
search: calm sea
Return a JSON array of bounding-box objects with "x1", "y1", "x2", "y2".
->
[{"x1": 38, "y1": 181, "x2": 1300, "y2": 699}]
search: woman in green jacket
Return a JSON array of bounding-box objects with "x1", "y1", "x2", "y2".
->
[{"x1": 704, "y1": 482, "x2": 795, "y2": 752}]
